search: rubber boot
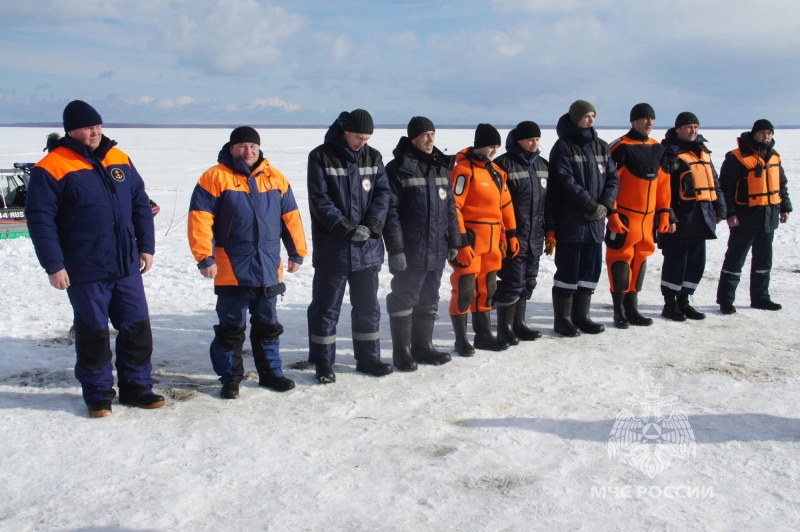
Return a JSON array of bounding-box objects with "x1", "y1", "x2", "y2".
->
[
  {"x1": 552, "y1": 290, "x2": 580, "y2": 338},
  {"x1": 451, "y1": 314, "x2": 475, "y2": 357},
  {"x1": 472, "y1": 311, "x2": 509, "y2": 351},
  {"x1": 624, "y1": 292, "x2": 653, "y2": 326},
  {"x1": 661, "y1": 294, "x2": 686, "y2": 322},
  {"x1": 390, "y1": 314, "x2": 417, "y2": 372},
  {"x1": 612, "y1": 292, "x2": 630, "y2": 329},
  {"x1": 571, "y1": 288, "x2": 605, "y2": 334},
  {"x1": 411, "y1": 310, "x2": 451, "y2": 366},
  {"x1": 513, "y1": 299, "x2": 541, "y2": 340},
  {"x1": 677, "y1": 294, "x2": 706, "y2": 320},
  {"x1": 495, "y1": 303, "x2": 519, "y2": 347}
]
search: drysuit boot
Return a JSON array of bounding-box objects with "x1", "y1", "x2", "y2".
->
[
  {"x1": 612, "y1": 292, "x2": 630, "y2": 329},
  {"x1": 512, "y1": 299, "x2": 541, "y2": 340},
  {"x1": 571, "y1": 289, "x2": 605, "y2": 334},
  {"x1": 390, "y1": 315, "x2": 418, "y2": 372},
  {"x1": 495, "y1": 304, "x2": 519, "y2": 347},
  {"x1": 451, "y1": 314, "x2": 475, "y2": 357},
  {"x1": 411, "y1": 311, "x2": 451, "y2": 366},
  {"x1": 472, "y1": 311, "x2": 509, "y2": 351},
  {"x1": 623, "y1": 292, "x2": 653, "y2": 326}
]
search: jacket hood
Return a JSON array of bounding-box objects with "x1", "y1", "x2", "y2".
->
[
  {"x1": 217, "y1": 142, "x2": 266, "y2": 177},
  {"x1": 662, "y1": 128, "x2": 710, "y2": 155},
  {"x1": 737, "y1": 131, "x2": 776, "y2": 157},
  {"x1": 392, "y1": 136, "x2": 449, "y2": 166},
  {"x1": 504, "y1": 129, "x2": 540, "y2": 165},
  {"x1": 324, "y1": 113, "x2": 363, "y2": 162},
  {"x1": 556, "y1": 113, "x2": 597, "y2": 145}
]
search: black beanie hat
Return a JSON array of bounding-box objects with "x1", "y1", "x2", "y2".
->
[
  {"x1": 407, "y1": 116, "x2": 435, "y2": 140},
  {"x1": 344, "y1": 109, "x2": 374, "y2": 134},
  {"x1": 630, "y1": 103, "x2": 656, "y2": 122},
  {"x1": 674, "y1": 112, "x2": 700, "y2": 129},
  {"x1": 751, "y1": 119, "x2": 774, "y2": 135},
  {"x1": 568, "y1": 100, "x2": 596, "y2": 125},
  {"x1": 63, "y1": 100, "x2": 103, "y2": 132},
  {"x1": 229, "y1": 126, "x2": 260, "y2": 145},
  {"x1": 474, "y1": 123, "x2": 501, "y2": 149},
  {"x1": 513, "y1": 121, "x2": 541, "y2": 140}
]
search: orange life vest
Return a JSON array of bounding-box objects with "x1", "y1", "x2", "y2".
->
[
  {"x1": 731, "y1": 149, "x2": 781, "y2": 206},
  {"x1": 677, "y1": 150, "x2": 717, "y2": 202}
]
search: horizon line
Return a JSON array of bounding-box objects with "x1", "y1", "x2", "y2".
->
[{"x1": 3, "y1": 123, "x2": 797, "y2": 130}]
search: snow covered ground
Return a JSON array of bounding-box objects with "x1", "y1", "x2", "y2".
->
[{"x1": 1, "y1": 125, "x2": 799, "y2": 531}]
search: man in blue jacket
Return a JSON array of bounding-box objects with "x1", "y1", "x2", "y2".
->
[
  {"x1": 26, "y1": 100, "x2": 163, "y2": 417},
  {"x1": 306, "y1": 109, "x2": 393, "y2": 383}
]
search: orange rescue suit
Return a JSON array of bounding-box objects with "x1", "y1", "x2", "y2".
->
[
  {"x1": 731, "y1": 149, "x2": 782, "y2": 207},
  {"x1": 449, "y1": 148, "x2": 517, "y2": 314},
  {"x1": 677, "y1": 150, "x2": 718, "y2": 202},
  {"x1": 606, "y1": 134, "x2": 672, "y2": 293}
]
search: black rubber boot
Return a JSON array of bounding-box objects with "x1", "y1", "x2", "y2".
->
[
  {"x1": 624, "y1": 292, "x2": 653, "y2": 326},
  {"x1": 411, "y1": 311, "x2": 451, "y2": 366},
  {"x1": 355, "y1": 359, "x2": 393, "y2": 377},
  {"x1": 612, "y1": 292, "x2": 630, "y2": 329},
  {"x1": 571, "y1": 289, "x2": 605, "y2": 334},
  {"x1": 390, "y1": 314, "x2": 418, "y2": 372},
  {"x1": 451, "y1": 314, "x2": 475, "y2": 357},
  {"x1": 661, "y1": 294, "x2": 687, "y2": 321},
  {"x1": 495, "y1": 304, "x2": 519, "y2": 347},
  {"x1": 315, "y1": 364, "x2": 336, "y2": 384},
  {"x1": 472, "y1": 311, "x2": 509, "y2": 351},
  {"x1": 552, "y1": 290, "x2": 580, "y2": 338},
  {"x1": 677, "y1": 295, "x2": 706, "y2": 320},
  {"x1": 512, "y1": 299, "x2": 541, "y2": 340}
]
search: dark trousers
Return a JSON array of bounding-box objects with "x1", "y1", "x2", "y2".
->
[
  {"x1": 495, "y1": 245, "x2": 542, "y2": 304},
  {"x1": 717, "y1": 228, "x2": 774, "y2": 304},
  {"x1": 211, "y1": 291, "x2": 280, "y2": 384},
  {"x1": 67, "y1": 273, "x2": 152, "y2": 404},
  {"x1": 386, "y1": 267, "x2": 444, "y2": 316},
  {"x1": 660, "y1": 240, "x2": 707, "y2": 297},
  {"x1": 307, "y1": 267, "x2": 381, "y2": 366},
  {"x1": 552, "y1": 242, "x2": 602, "y2": 295}
]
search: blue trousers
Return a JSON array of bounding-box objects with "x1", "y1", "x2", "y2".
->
[
  {"x1": 211, "y1": 292, "x2": 282, "y2": 384},
  {"x1": 552, "y1": 242, "x2": 602, "y2": 295},
  {"x1": 66, "y1": 273, "x2": 152, "y2": 405},
  {"x1": 307, "y1": 267, "x2": 381, "y2": 366},
  {"x1": 495, "y1": 244, "x2": 543, "y2": 304},
  {"x1": 660, "y1": 240, "x2": 707, "y2": 297},
  {"x1": 717, "y1": 228, "x2": 774, "y2": 304},
  {"x1": 386, "y1": 267, "x2": 444, "y2": 316}
]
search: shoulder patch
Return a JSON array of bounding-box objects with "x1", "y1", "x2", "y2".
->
[{"x1": 454, "y1": 174, "x2": 467, "y2": 195}]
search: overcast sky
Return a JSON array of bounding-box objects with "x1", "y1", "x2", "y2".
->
[{"x1": 2, "y1": 0, "x2": 799, "y2": 128}]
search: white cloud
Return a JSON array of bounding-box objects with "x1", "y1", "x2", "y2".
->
[
  {"x1": 386, "y1": 31, "x2": 420, "y2": 50},
  {"x1": 157, "y1": 97, "x2": 196, "y2": 109},
  {"x1": 250, "y1": 97, "x2": 301, "y2": 113}
]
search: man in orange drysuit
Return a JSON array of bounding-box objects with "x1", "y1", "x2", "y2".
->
[
  {"x1": 449, "y1": 123, "x2": 519, "y2": 356},
  {"x1": 606, "y1": 103, "x2": 676, "y2": 328}
]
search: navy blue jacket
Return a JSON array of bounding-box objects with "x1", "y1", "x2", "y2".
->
[
  {"x1": 547, "y1": 114, "x2": 619, "y2": 243},
  {"x1": 307, "y1": 114, "x2": 391, "y2": 270},
  {"x1": 658, "y1": 129, "x2": 725, "y2": 245},
  {"x1": 26, "y1": 135, "x2": 154, "y2": 283},
  {"x1": 494, "y1": 130, "x2": 550, "y2": 255},
  {"x1": 384, "y1": 137, "x2": 461, "y2": 270}
]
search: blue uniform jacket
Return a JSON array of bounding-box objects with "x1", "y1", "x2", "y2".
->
[
  {"x1": 307, "y1": 115, "x2": 391, "y2": 271},
  {"x1": 547, "y1": 114, "x2": 619, "y2": 244},
  {"x1": 26, "y1": 135, "x2": 154, "y2": 283}
]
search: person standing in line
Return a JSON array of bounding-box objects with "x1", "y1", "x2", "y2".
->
[
  {"x1": 658, "y1": 112, "x2": 726, "y2": 321},
  {"x1": 188, "y1": 126, "x2": 307, "y2": 399},
  {"x1": 306, "y1": 109, "x2": 393, "y2": 383},
  {"x1": 606, "y1": 103, "x2": 675, "y2": 329},
  {"x1": 547, "y1": 100, "x2": 619, "y2": 337},
  {"x1": 448, "y1": 123, "x2": 520, "y2": 356},
  {"x1": 493, "y1": 121, "x2": 550, "y2": 345},
  {"x1": 383, "y1": 116, "x2": 460, "y2": 371},
  {"x1": 716, "y1": 119, "x2": 792, "y2": 314},
  {"x1": 26, "y1": 100, "x2": 163, "y2": 417}
]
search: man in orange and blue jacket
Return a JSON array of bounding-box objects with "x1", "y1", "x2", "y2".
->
[
  {"x1": 189, "y1": 126, "x2": 307, "y2": 399},
  {"x1": 27, "y1": 100, "x2": 163, "y2": 418}
]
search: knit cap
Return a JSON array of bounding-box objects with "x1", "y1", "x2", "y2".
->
[
  {"x1": 63, "y1": 100, "x2": 103, "y2": 132},
  {"x1": 751, "y1": 119, "x2": 774, "y2": 135},
  {"x1": 407, "y1": 116, "x2": 435, "y2": 140},
  {"x1": 674, "y1": 112, "x2": 700, "y2": 129},
  {"x1": 513, "y1": 121, "x2": 541, "y2": 140},
  {"x1": 568, "y1": 100, "x2": 596, "y2": 125},
  {"x1": 229, "y1": 126, "x2": 260, "y2": 145},
  {"x1": 344, "y1": 109, "x2": 374, "y2": 134},
  {"x1": 630, "y1": 103, "x2": 656, "y2": 122},
  {"x1": 474, "y1": 123, "x2": 501, "y2": 149}
]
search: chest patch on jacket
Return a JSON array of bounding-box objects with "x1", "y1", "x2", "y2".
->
[{"x1": 111, "y1": 168, "x2": 125, "y2": 182}]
